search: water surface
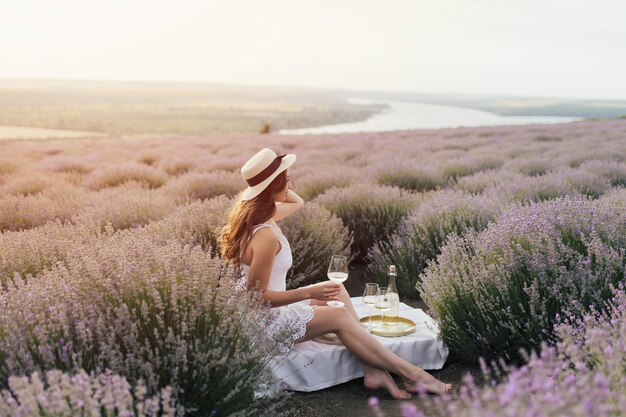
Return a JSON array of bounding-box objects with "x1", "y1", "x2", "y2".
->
[{"x1": 279, "y1": 99, "x2": 581, "y2": 134}]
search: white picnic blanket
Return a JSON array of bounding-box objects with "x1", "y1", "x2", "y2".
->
[{"x1": 270, "y1": 297, "x2": 449, "y2": 392}]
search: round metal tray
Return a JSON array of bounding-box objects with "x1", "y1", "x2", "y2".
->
[{"x1": 359, "y1": 315, "x2": 416, "y2": 337}]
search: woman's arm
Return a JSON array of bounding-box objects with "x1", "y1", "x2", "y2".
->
[
  {"x1": 263, "y1": 281, "x2": 341, "y2": 307},
  {"x1": 247, "y1": 228, "x2": 340, "y2": 307},
  {"x1": 273, "y1": 189, "x2": 304, "y2": 222}
]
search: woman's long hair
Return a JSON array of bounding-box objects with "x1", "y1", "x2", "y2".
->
[{"x1": 219, "y1": 171, "x2": 288, "y2": 266}]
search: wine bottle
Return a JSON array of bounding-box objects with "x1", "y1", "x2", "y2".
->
[{"x1": 384, "y1": 265, "x2": 399, "y2": 327}]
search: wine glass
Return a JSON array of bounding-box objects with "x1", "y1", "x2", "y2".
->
[
  {"x1": 374, "y1": 287, "x2": 391, "y2": 330},
  {"x1": 362, "y1": 283, "x2": 379, "y2": 327},
  {"x1": 327, "y1": 255, "x2": 348, "y2": 307}
]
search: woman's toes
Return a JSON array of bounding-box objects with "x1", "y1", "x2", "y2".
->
[
  {"x1": 403, "y1": 379, "x2": 450, "y2": 395},
  {"x1": 392, "y1": 388, "x2": 411, "y2": 400}
]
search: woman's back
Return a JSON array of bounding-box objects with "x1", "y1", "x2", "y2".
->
[{"x1": 240, "y1": 223, "x2": 292, "y2": 291}]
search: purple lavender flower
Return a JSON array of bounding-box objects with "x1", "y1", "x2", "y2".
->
[
  {"x1": 0, "y1": 369, "x2": 178, "y2": 416},
  {"x1": 420, "y1": 191, "x2": 626, "y2": 362},
  {"x1": 417, "y1": 287, "x2": 626, "y2": 417},
  {"x1": 400, "y1": 402, "x2": 423, "y2": 417}
]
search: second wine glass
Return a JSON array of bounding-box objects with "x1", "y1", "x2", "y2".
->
[
  {"x1": 374, "y1": 287, "x2": 391, "y2": 330},
  {"x1": 327, "y1": 255, "x2": 348, "y2": 307},
  {"x1": 362, "y1": 283, "x2": 379, "y2": 326}
]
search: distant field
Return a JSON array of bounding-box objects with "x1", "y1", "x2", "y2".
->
[
  {"x1": 2, "y1": 80, "x2": 625, "y2": 138},
  {"x1": 0, "y1": 80, "x2": 382, "y2": 135},
  {"x1": 0, "y1": 125, "x2": 108, "y2": 140},
  {"x1": 356, "y1": 91, "x2": 626, "y2": 119}
]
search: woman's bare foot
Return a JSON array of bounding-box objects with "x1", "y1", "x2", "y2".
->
[
  {"x1": 402, "y1": 369, "x2": 452, "y2": 395},
  {"x1": 404, "y1": 380, "x2": 452, "y2": 395},
  {"x1": 364, "y1": 368, "x2": 411, "y2": 400}
]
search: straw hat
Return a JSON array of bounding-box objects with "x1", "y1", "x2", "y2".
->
[{"x1": 240, "y1": 148, "x2": 296, "y2": 201}]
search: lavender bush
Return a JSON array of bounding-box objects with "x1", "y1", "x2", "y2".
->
[
  {"x1": 37, "y1": 155, "x2": 93, "y2": 174},
  {"x1": 428, "y1": 286, "x2": 626, "y2": 417},
  {"x1": 454, "y1": 169, "x2": 524, "y2": 194},
  {"x1": 142, "y1": 195, "x2": 233, "y2": 257},
  {"x1": 73, "y1": 183, "x2": 176, "y2": 231},
  {"x1": 442, "y1": 155, "x2": 503, "y2": 180},
  {"x1": 0, "y1": 158, "x2": 18, "y2": 175},
  {"x1": 367, "y1": 288, "x2": 626, "y2": 417},
  {"x1": 0, "y1": 369, "x2": 180, "y2": 417},
  {"x1": 294, "y1": 168, "x2": 361, "y2": 200},
  {"x1": 420, "y1": 193, "x2": 626, "y2": 362},
  {"x1": 367, "y1": 191, "x2": 502, "y2": 298},
  {"x1": 158, "y1": 157, "x2": 197, "y2": 176},
  {"x1": 0, "y1": 183, "x2": 88, "y2": 232},
  {"x1": 485, "y1": 168, "x2": 610, "y2": 204},
  {"x1": 315, "y1": 184, "x2": 419, "y2": 260},
  {"x1": 84, "y1": 163, "x2": 168, "y2": 190},
  {"x1": 557, "y1": 147, "x2": 623, "y2": 169},
  {"x1": 504, "y1": 156, "x2": 553, "y2": 177},
  {"x1": 559, "y1": 167, "x2": 612, "y2": 198},
  {"x1": 580, "y1": 159, "x2": 626, "y2": 188},
  {"x1": 0, "y1": 196, "x2": 232, "y2": 289},
  {"x1": 0, "y1": 236, "x2": 290, "y2": 416},
  {"x1": 280, "y1": 202, "x2": 353, "y2": 288},
  {"x1": 0, "y1": 175, "x2": 56, "y2": 197},
  {"x1": 162, "y1": 170, "x2": 242, "y2": 204},
  {"x1": 0, "y1": 221, "x2": 106, "y2": 288},
  {"x1": 376, "y1": 163, "x2": 447, "y2": 192}
]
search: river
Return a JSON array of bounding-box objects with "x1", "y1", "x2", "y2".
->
[{"x1": 279, "y1": 98, "x2": 581, "y2": 135}]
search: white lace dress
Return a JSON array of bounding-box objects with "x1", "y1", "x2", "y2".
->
[{"x1": 240, "y1": 223, "x2": 316, "y2": 353}]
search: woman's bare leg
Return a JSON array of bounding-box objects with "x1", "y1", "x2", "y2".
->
[
  {"x1": 310, "y1": 285, "x2": 410, "y2": 399},
  {"x1": 302, "y1": 304, "x2": 451, "y2": 395},
  {"x1": 333, "y1": 285, "x2": 451, "y2": 394}
]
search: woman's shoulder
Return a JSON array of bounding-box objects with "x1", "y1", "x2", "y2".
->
[
  {"x1": 250, "y1": 225, "x2": 280, "y2": 245},
  {"x1": 247, "y1": 227, "x2": 281, "y2": 260}
]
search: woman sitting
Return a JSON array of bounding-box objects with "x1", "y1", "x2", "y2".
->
[{"x1": 219, "y1": 148, "x2": 451, "y2": 399}]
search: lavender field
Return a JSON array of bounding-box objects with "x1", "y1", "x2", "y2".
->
[{"x1": 0, "y1": 118, "x2": 625, "y2": 416}]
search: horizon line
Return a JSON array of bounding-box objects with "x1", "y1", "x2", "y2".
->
[{"x1": 1, "y1": 76, "x2": 625, "y2": 102}]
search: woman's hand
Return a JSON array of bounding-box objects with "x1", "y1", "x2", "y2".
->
[
  {"x1": 273, "y1": 189, "x2": 304, "y2": 222},
  {"x1": 284, "y1": 189, "x2": 304, "y2": 205},
  {"x1": 306, "y1": 281, "x2": 341, "y2": 301}
]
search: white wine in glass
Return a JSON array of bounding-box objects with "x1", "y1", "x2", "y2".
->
[
  {"x1": 362, "y1": 283, "x2": 379, "y2": 327},
  {"x1": 327, "y1": 255, "x2": 348, "y2": 307},
  {"x1": 374, "y1": 287, "x2": 391, "y2": 330}
]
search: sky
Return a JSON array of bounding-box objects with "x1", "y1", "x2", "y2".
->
[{"x1": 1, "y1": 0, "x2": 625, "y2": 100}]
